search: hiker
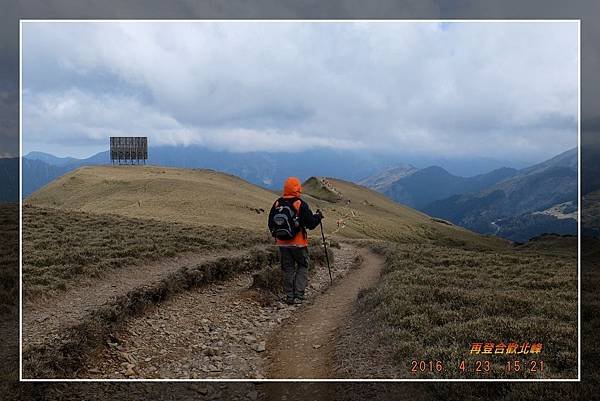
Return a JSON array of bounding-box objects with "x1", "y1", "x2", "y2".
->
[{"x1": 268, "y1": 177, "x2": 323, "y2": 305}]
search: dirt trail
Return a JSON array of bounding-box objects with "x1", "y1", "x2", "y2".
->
[
  {"x1": 81, "y1": 243, "x2": 361, "y2": 379},
  {"x1": 24, "y1": 241, "x2": 384, "y2": 382},
  {"x1": 23, "y1": 246, "x2": 266, "y2": 354},
  {"x1": 264, "y1": 248, "x2": 385, "y2": 399}
]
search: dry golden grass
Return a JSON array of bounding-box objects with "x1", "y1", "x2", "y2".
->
[
  {"x1": 338, "y1": 236, "x2": 578, "y2": 379},
  {"x1": 22, "y1": 205, "x2": 270, "y2": 300},
  {"x1": 307, "y1": 177, "x2": 509, "y2": 251},
  {"x1": 25, "y1": 165, "x2": 279, "y2": 231},
  {"x1": 26, "y1": 167, "x2": 506, "y2": 251},
  {"x1": 397, "y1": 237, "x2": 597, "y2": 400}
]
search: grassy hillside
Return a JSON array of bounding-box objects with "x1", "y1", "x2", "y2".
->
[
  {"x1": 26, "y1": 167, "x2": 507, "y2": 251},
  {"x1": 26, "y1": 165, "x2": 279, "y2": 231},
  {"x1": 22, "y1": 166, "x2": 512, "y2": 305},
  {"x1": 303, "y1": 176, "x2": 508, "y2": 250},
  {"x1": 336, "y1": 235, "x2": 578, "y2": 379},
  {"x1": 22, "y1": 205, "x2": 271, "y2": 300},
  {"x1": 357, "y1": 164, "x2": 418, "y2": 192}
]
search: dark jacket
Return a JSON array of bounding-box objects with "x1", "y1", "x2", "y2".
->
[
  {"x1": 268, "y1": 197, "x2": 321, "y2": 231},
  {"x1": 268, "y1": 197, "x2": 321, "y2": 246}
]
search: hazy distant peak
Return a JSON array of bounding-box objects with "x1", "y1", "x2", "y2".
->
[
  {"x1": 25, "y1": 151, "x2": 79, "y2": 167},
  {"x1": 519, "y1": 147, "x2": 577, "y2": 176},
  {"x1": 358, "y1": 163, "x2": 418, "y2": 192}
]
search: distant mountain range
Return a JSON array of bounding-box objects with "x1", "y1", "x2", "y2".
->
[
  {"x1": 22, "y1": 158, "x2": 75, "y2": 199},
  {"x1": 25, "y1": 151, "x2": 80, "y2": 167},
  {"x1": 357, "y1": 164, "x2": 418, "y2": 192},
  {"x1": 422, "y1": 148, "x2": 577, "y2": 240},
  {"x1": 361, "y1": 147, "x2": 578, "y2": 242},
  {"x1": 21, "y1": 146, "x2": 403, "y2": 198},
  {"x1": 19, "y1": 146, "x2": 526, "y2": 198},
  {"x1": 10, "y1": 145, "x2": 581, "y2": 241},
  {"x1": 379, "y1": 165, "x2": 519, "y2": 210}
]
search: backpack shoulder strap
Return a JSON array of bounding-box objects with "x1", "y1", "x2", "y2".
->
[
  {"x1": 275, "y1": 197, "x2": 289, "y2": 207},
  {"x1": 277, "y1": 197, "x2": 301, "y2": 214}
]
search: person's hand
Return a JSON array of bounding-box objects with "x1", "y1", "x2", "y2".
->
[{"x1": 315, "y1": 209, "x2": 324, "y2": 219}]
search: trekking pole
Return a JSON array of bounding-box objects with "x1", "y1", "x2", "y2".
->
[{"x1": 319, "y1": 218, "x2": 333, "y2": 284}]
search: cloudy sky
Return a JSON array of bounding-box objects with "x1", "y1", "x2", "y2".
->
[{"x1": 22, "y1": 20, "x2": 578, "y2": 163}]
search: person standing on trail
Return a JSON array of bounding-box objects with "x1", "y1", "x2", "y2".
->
[{"x1": 268, "y1": 176, "x2": 323, "y2": 305}]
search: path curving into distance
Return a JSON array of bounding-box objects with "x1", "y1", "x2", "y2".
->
[{"x1": 262, "y1": 247, "x2": 385, "y2": 400}]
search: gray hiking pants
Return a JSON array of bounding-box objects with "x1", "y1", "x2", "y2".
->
[{"x1": 279, "y1": 246, "x2": 310, "y2": 300}]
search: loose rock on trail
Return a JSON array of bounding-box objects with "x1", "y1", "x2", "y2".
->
[
  {"x1": 22, "y1": 246, "x2": 273, "y2": 378},
  {"x1": 261, "y1": 248, "x2": 385, "y2": 401},
  {"x1": 265, "y1": 248, "x2": 385, "y2": 379},
  {"x1": 24, "y1": 237, "x2": 385, "y2": 384},
  {"x1": 81, "y1": 242, "x2": 374, "y2": 379}
]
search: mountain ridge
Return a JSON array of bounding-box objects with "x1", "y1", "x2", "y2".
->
[
  {"x1": 22, "y1": 147, "x2": 398, "y2": 196},
  {"x1": 422, "y1": 147, "x2": 577, "y2": 241},
  {"x1": 21, "y1": 145, "x2": 533, "y2": 198},
  {"x1": 25, "y1": 165, "x2": 507, "y2": 249},
  {"x1": 25, "y1": 151, "x2": 79, "y2": 167},
  {"x1": 381, "y1": 165, "x2": 519, "y2": 209},
  {"x1": 357, "y1": 163, "x2": 418, "y2": 193}
]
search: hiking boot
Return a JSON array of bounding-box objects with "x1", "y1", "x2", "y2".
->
[
  {"x1": 293, "y1": 297, "x2": 304, "y2": 305},
  {"x1": 284, "y1": 296, "x2": 295, "y2": 305}
]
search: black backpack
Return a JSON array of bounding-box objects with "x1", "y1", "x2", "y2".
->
[{"x1": 270, "y1": 198, "x2": 301, "y2": 240}]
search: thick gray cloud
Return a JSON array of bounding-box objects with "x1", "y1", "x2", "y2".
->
[{"x1": 22, "y1": 21, "x2": 578, "y2": 160}]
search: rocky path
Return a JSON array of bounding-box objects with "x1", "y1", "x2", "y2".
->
[
  {"x1": 265, "y1": 248, "x2": 385, "y2": 378},
  {"x1": 23, "y1": 248, "x2": 261, "y2": 352},
  {"x1": 22, "y1": 245, "x2": 278, "y2": 378},
  {"x1": 81, "y1": 243, "x2": 362, "y2": 379},
  {"x1": 261, "y1": 248, "x2": 385, "y2": 400}
]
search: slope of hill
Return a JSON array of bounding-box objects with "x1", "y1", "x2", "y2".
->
[
  {"x1": 23, "y1": 147, "x2": 397, "y2": 195},
  {"x1": 25, "y1": 165, "x2": 278, "y2": 231},
  {"x1": 423, "y1": 148, "x2": 578, "y2": 241},
  {"x1": 380, "y1": 165, "x2": 518, "y2": 209},
  {"x1": 0, "y1": 157, "x2": 18, "y2": 202},
  {"x1": 25, "y1": 165, "x2": 507, "y2": 251},
  {"x1": 301, "y1": 176, "x2": 508, "y2": 249},
  {"x1": 23, "y1": 152, "x2": 109, "y2": 197},
  {"x1": 519, "y1": 147, "x2": 578, "y2": 175},
  {"x1": 22, "y1": 158, "x2": 75, "y2": 198},
  {"x1": 22, "y1": 205, "x2": 271, "y2": 299}
]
